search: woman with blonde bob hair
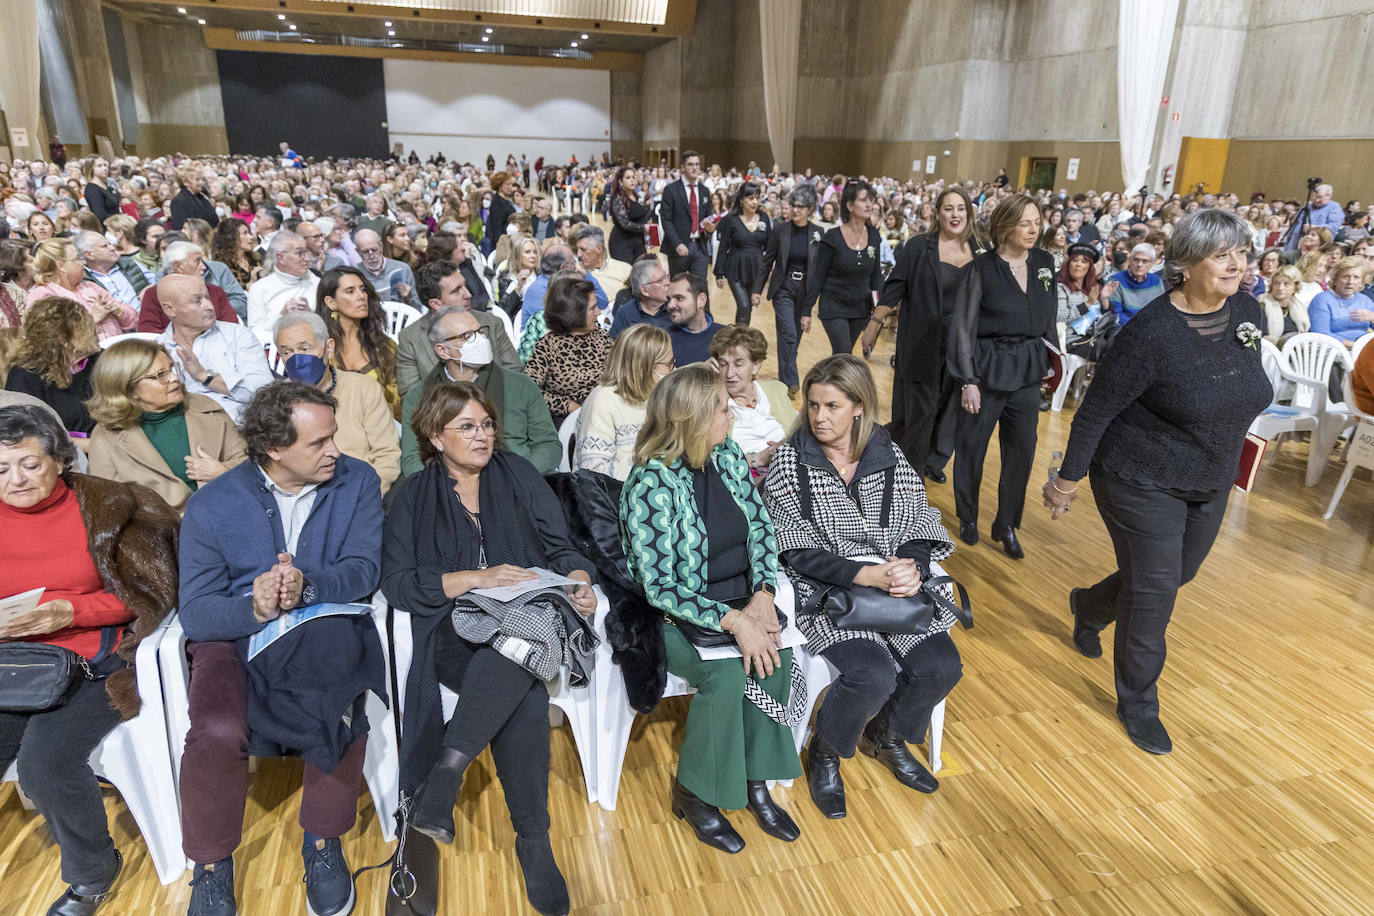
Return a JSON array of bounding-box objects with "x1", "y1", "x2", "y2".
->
[
  {"x1": 620, "y1": 363, "x2": 803, "y2": 855},
  {"x1": 574, "y1": 323, "x2": 672, "y2": 479},
  {"x1": 764, "y1": 354, "x2": 960, "y2": 817},
  {"x1": 86, "y1": 338, "x2": 245, "y2": 514}
]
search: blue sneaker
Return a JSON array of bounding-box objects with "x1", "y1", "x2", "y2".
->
[
  {"x1": 186, "y1": 857, "x2": 235, "y2": 916},
  {"x1": 302, "y1": 837, "x2": 354, "y2": 916}
]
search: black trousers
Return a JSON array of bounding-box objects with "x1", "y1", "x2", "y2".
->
[
  {"x1": 1076, "y1": 469, "x2": 1230, "y2": 719},
  {"x1": 925, "y1": 377, "x2": 960, "y2": 473},
  {"x1": 815, "y1": 632, "x2": 962, "y2": 756},
  {"x1": 0, "y1": 655, "x2": 124, "y2": 886},
  {"x1": 822, "y1": 316, "x2": 869, "y2": 355},
  {"x1": 726, "y1": 279, "x2": 753, "y2": 325},
  {"x1": 434, "y1": 626, "x2": 551, "y2": 837},
  {"x1": 771, "y1": 279, "x2": 805, "y2": 387},
  {"x1": 953, "y1": 382, "x2": 1040, "y2": 529},
  {"x1": 666, "y1": 238, "x2": 709, "y2": 279},
  {"x1": 891, "y1": 357, "x2": 958, "y2": 474}
]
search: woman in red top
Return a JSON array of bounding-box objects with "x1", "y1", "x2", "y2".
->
[{"x1": 0, "y1": 405, "x2": 179, "y2": 915}]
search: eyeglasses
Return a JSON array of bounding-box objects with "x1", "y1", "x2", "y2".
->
[
  {"x1": 442, "y1": 418, "x2": 496, "y2": 439},
  {"x1": 655, "y1": 359, "x2": 676, "y2": 370},
  {"x1": 137, "y1": 367, "x2": 178, "y2": 386},
  {"x1": 440, "y1": 327, "x2": 488, "y2": 346}
]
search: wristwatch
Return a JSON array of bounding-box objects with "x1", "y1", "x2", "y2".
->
[
  {"x1": 201, "y1": 370, "x2": 217, "y2": 387},
  {"x1": 300, "y1": 579, "x2": 317, "y2": 606}
]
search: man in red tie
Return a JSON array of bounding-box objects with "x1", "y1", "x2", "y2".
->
[{"x1": 659, "y1": 150, "x2": 717, "y2": 279}]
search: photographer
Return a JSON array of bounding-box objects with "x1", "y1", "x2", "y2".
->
[{"x1": 1285, "y1": 181, "x2": 1345, "y2": 251}]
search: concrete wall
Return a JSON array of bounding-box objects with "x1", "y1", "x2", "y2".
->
[
  {"x1": 123, "y1": 21, "x2": 229, "y2": 155},
  {"x1": 610, "y1": 70, "x2": 643, "y2": 161}
]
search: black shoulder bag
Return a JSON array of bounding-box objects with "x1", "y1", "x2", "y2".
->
[
  {"x1": 0, "y1": 643, "x2": 98, "y2": 712},
  {"x1": 811, "y1": 575, "x2": 974, "y2": 635}
]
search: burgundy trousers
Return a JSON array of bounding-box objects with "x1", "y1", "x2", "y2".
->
[{"x1": 178, "y1": 640, "x2": 367, "y2": 864}]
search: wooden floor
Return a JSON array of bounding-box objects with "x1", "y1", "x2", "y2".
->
[{"x1": 3, "y1": 276, "x2": 1374, "y2": 916}]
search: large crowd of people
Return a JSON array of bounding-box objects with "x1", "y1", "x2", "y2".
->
[{"x1": 0, "y1": 145, "x2": 1370, "y2": 916}]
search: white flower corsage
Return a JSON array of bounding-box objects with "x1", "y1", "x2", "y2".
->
[
  {"x1": 866, "y1": 245, "x2": 875, "y2": 259},
  {"x1": 811, "y1": 231, "x2": 821, "y2": 244},
  {"x1": 1236, "y1": 321, "x2": 1261, "y2": 349},
  {"x1": 1037, "y1": 267, "x2": 1053, "y2": 291}
]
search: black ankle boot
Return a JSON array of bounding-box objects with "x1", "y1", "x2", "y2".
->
[
  {"x1": 386, "y1": 808, "x2": 439, "y2": 916},
  {"x1": 745, "y1": 781, "x2": 800, "y2": 842},
  {"x1": 410, "y1": 749, "x2": 470, "y2": 844},
  {"x1": 859, "y1": 718, "x2": 939, "y2": 793},
  {"x1": 670, "y1": 779, "x2": 745, "y2": 853},
  {"x1": 806, "y1": 731, "x2": 846, "y2": 819},
  {"x1": 1069, "y1": 588, "x2": 1103, "y2": 658},
  {"x1": 515, "y1": 834, "x2": 571, "y2": 916},
  {"x1": 46, "y1": 850, "x2": 122, "y2": 916}
]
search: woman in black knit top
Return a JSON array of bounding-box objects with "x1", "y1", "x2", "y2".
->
[
  {"x1": 1045, "y1": 209, "x2": 1272, "y2": 757},
  {"x1": 946, "y1": 194, "x2": 1057, "y2": 558},
  {"x1": 712, "y1": 181, "x2": 771, "y2": 325},
  {"x1": 804, "y1": 180, "x2": 883, "y2": 355}
]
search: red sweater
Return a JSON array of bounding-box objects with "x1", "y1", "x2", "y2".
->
[{"x1": 0, "y1": 482, "x2": 131, "y2": 659}]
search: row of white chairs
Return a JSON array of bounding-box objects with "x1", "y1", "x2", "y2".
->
[{"x1": 4, "y1": 571, "x2": 949, "y2": 884}]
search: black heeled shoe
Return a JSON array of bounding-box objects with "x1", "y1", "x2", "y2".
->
[
  {"x1": 924, "y1": 467, "x2": 947, "y2": 485},
  {"x1": 46, "y1": 850, "x2": 121, "y2": 916},
  {"x1": 990, "y1": 524, "x2": 1024, "y2": 559},
  {"x1": 515, "y1": 834, "x2": 571, "y2": 916},
  {"x1": 670, "y1": 779, "x2": 745, "y2": 853},
  {"x1": 1069, "y1": 588, "x2": 1103, "y2": 658},
  {"x1": 806, "y1": 731, "x2": 846, "y2": 819},
  {"x1": 1117, "y1": 710, "x2": 1172, "y2": 755},
  {"x1": 409, "y1": 749, "x2": 470, "y2": 844},
  {"x1": 958, "y1": 520, "x2": 979, "y2": 546},
  {"x1": 745, "y1": 781, "x2": 800, "y2": 842},
  {"x1": 859, "y1": 719, "x2": 939, "y2": 793}
]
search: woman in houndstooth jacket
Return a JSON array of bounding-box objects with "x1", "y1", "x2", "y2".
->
[{"x1": 763, "y1": 355, "x2": 962, "y2": 819}]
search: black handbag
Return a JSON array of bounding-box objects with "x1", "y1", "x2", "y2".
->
[
  {"x1": 0, "y1": 642, "x2": 96, "y2": 712},
  {"x1": 814, "y1": 575, "x2": 973, "y2": 635},
  {"x1": 673, "y1": 601, "x2": 788, "y2": 648}
]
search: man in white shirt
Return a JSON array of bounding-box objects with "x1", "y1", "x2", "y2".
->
[
  {"x1": 246, "y1": 231, "x2": 320, "y2": 345},
  {"x1": 573, "y1": 225, "x2": 631, "y2": 298},
  {"x1": 158, "y1": 274, "x2": 273, "y2": 422}
]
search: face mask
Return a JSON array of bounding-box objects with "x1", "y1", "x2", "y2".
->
[
  {"x1": 104, "y1": 231, "x2": 119, "y2": 246},
  {"x1": 459, "y1": 334, "x2": 493, "y2": 367},
  {"x1": 215, "y1": 206, "x2": 230, "y2": 219},
  {"x1": 1112, "y1": 250, "x2": 1128, "y2": 267},
  {"x1": 70, "y1": 356, "x2": 89, "y2": 375},
  {"x1": 283, "y1": 352, "x2": 327, "y2": 385}
]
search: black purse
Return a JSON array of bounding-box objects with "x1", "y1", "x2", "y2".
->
[
  {"x1": 0, "y1": 642, "x2": 96, "y2": 712},
  {"x1": 813, "y1": 575, "x2": 973, "y2": 635},
  {"x1": 673, "y1": 600, "x2": 788, "y2": 648}
]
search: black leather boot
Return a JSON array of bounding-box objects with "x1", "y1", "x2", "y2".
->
[
  {"x1": 806, "y1": 731, "x2": 846, "y2": 819},
  {"x1": 386, "y1": 802, "x2": 439, "y2": 916},
  {"x1": 990, "y1": 523, "x2": 1024, "y2": 559},
  {"x1": 670, "y1": 779, "x2": 744, "y2": 853},
  {"x1": 859, "y1": 717, "x2": 939, "y2": 793},
  {"x1": 958, "y1": 520, "x2": 979, "y2": 546},
  {"x1": 515, "y1": 834, "x2": 571, "y2": 916},
  {"x1": 745, "y1": 781, "x2": 800, "y2": 842},
  {"x1": 46, "y1": 850, "x2": 121, "y2": 916},
  {"x1": 1069, "y1": 588, "x2": 1103, "y2": 658},
  {"x1": 410, "y1": 748, "x2": 470, "y2": 844}
]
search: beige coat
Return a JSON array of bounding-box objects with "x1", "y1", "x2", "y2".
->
[
  {"x1": 331, "y1": 368, "x2": 402, "y2": 496},
  {"x1": 88, "y1": 394, "x2": 246, "y2": 515}
]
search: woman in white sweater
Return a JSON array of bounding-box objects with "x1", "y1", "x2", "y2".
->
[{"x1": 574, "y1": 323, "x2": 673, "y2": 480}]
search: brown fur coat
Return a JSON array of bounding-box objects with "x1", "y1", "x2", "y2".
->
[{"x1": 69, "y1": 473, "x2": 180, "y2": 719}]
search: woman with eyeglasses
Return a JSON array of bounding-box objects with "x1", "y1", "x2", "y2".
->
[
  {"x1": 86, "y1": 338, "x2": 245, "y2": 515},
  {"x1": 382, "y1": 380, "x2": 597, "y2": 916}
]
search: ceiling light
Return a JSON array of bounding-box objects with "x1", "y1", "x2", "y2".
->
[
  {"x1": 581, "y1": 33, "x2": 588, "y2": 39},
  {"x1": 485, "y1": 27, "x2": 493, "y2": 33},
  {"x1": 570, "y1": 41, "x2": 578, "y2": 47},
  {"x1": 197, "y1": 18, "x2": 206, "y2": 25},
  {"x1": 278, "y1": 13, "x2": 285, "y2": 19},
  {"x1": 387, "y1": 29, "x2": 395, "y2": 35},
  {"x1": 288, "y1": 23, "x2": 297, "y2": 29},
  {"x1": 384, "y1": 20, "x2": 392, "y2": 26},
  {"x1": 177, "y1": 6, "x2": 186, "y2": 12},
  {"x1": 481, "y1": 35, "x2": 489, "y2": 42}
]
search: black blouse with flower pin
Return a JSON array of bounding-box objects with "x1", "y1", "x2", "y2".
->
[
  {"x1": 946, "y1": 246, "x2": 1059, "y2": 392},
  {"x1": 802, "y1": 224, "x2": 884, "y2": 321}
]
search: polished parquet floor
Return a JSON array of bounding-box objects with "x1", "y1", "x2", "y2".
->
[{"x1": 2, "y1": 272, "x2": 1373, "y2": 916}]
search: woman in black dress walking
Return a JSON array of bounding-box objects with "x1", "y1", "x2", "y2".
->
[
  {"x1": 804, "y1": 180, "x2": 883, "y2": 355},
  {"x1": 607, "y1": 166, "x2": 649, "y2": 264},
  {"x1": 947, "y1": 193, "x2": 1057, "y2": 559},
  {"x1": 712, "y1": 182, "x2": 771, "y2": 325}
]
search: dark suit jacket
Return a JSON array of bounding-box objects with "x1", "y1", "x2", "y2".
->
[
  {"x1": 486, "y1": 194, "x2": 517, "y2": 244},
  {"x1": 754, "y1": 219, "x2": 822, "y2": 298},
  {"x1": 659, "y1": 179, "x2": 714, "y2": 253},
  {"x1": 170, "y1": 188, "x2": 219, "y2": 230},
  {"x1": 877, "y1": 233, "x2": 965, "y2": 383},
  {"x1": 1066, "y1": 224, "x2": 1101, "y2": 246},
  {"x1": 531, "y1": 216, "x2": 555, "y2": 241}
]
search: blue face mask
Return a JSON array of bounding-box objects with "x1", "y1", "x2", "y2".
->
[{"x1": 283, "y1": 353, "x2": 327, "y2": 385}]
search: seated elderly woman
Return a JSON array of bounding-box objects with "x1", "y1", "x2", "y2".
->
[
  {"x1": 522, "y1": 273, "x2": 614, "y2": 428},
  {"x1": 1308, "y1": 256, "x2": 1374, "y2": 345},
  {"x1": 381, "y1": 381, "x2": 597, "y2": 916},
  {"x1": 573, "y1": 323, "x2": 673, "y2": 480},
  {"x1": 136, "y1": 241, "x2": 239, "y2": 333},
  {"x1": 316, "y1": 266, "x2": 401, "y2": 418},
  {"x1": 763, "y1": 355, "x2": 961, "y2": 817},
  {"x1": 5, "y1": 296, "x2": 101, "y2": 438},
  {"x1": 274, "y1": 311, "x2": 402, "y2": 495},
  {"x1": 620, "y1": 364, "x2": 803, "y2": 855},
  {"x1": 28, "y1": 238, "x2": 137, "y2": 343},
  {"x1": 0, "y1": 404, "x2": 179, "y2": 915},
  {"x1": 1259, "y1": 265, "x2": 1310, "y2": 342},
  {"x1": 87, "y1": 338, "x2": 245, "y2": 514},
  {"x1": 709, "y1": 324, "x2": 798, "y2": 474}
]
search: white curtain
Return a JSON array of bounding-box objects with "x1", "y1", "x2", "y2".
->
[
  {"x1": 759, "y1": 0, "x2": 801, "y2": 172},
  {"x1": 0, "y1": 0, "x2": 43, "y2": 158},
  {"x1": 1117, "y1": 0, "x2": 1178, "y2": 193}
]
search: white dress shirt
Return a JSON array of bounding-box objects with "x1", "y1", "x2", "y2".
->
[
  {"x1": 245, "y1": 270, "x2": 321, "y2": 346},
  {"x1": 87, "y1": 266, "x2": 139, "y2": 307},
  {"x1": 158, "y1": 320, "x2": 275, "y2": 423},
  {"x1": 259, "y1": 465, "x2": 319, "y2": 555}
]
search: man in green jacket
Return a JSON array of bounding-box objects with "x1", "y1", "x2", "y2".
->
[
  {"x1": 397, "y1": 259, "x2": 521, "y2": 397},
  {"x1": 399, "y1": 306, "x2": 561, "y2": 476}
]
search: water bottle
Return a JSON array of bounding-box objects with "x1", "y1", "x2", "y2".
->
[{"x1": 1048, "y1": 450, "x2": 1063, "y2": 482}]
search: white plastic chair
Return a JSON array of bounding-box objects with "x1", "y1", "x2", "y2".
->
[
  {"x1": 3, "y1": 616, "x2": 186, "y2": 885},
  {"x1": 557, "y1": 407, "x2": 581, "y2": 473},
  {"x1": 159, "y1": 596, "x2": 401, "y2": 845},
  {"x1": 1281, "y1": 333, "x2": 1354, "y2": 485},
  {"x1": 387, "y1": 590, "x2": 606, "y2": 808},
  {"x1": 100, "y1": 331, "x2": 161, "y2": 350},
  {"x1": 490, "y1": 306, "x2": 517, "y2": 350},
  {"x1": 381, "y1": 301, "x2": 423, "y2": 342},
  {"x1": 1050, "y1": 322, "x2": 1090, "y2": 412}
]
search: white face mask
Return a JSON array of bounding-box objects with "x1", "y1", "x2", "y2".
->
[
  {"x1": 104, "y1": 231, "x2": 120, "y2": 246},
  {"x1": 215, "y1": 206, "x2": 230, "y2": 219},
  {"x1": 459, "y1": 333, "x2": 493, "y2": 367}
]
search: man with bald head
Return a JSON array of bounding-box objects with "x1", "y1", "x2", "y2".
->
[
  {"x1": 157, "y1": 274, "x2": 273, "y2": 422},
  {"x1": 245, "y1": 230, "x2": 320, "y2": 345},
  {"x1": 354, "y1": 227, "x2": 420, "y2": 308}
]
